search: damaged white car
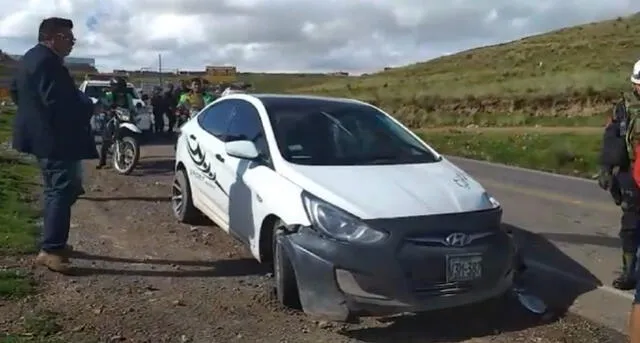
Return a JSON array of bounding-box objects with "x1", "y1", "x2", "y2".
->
[{"x1": 173, "y1": 93, "x2": 530, "y2": 320}]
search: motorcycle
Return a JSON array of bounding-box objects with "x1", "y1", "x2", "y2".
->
[
  {"x1": 174, "y1": 107, "x2": 199, "y2": 150},
  {"x1": 92, "y1": 99, "x2": 142, "y2": 175}
]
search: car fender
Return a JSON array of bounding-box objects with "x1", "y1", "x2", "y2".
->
[
  {"x1": 242, "y1": 167, "x2": 311, "y2": 261},
  {"x1": 119, "y1": 122, "x2": 142, "y2": 134}
]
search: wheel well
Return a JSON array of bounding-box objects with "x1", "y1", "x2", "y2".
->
[
  {"x1": 176, "y1": 161, "x2": 186, "y2": 173},
  {"x1": 259, "y1": 214, "x2": 279, "y2": 263}
]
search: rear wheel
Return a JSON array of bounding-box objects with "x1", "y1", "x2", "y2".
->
[
  {"x1": 272, "y1": 220, "x2": 301, "y2": 309},
  {"x1": 172, "y1": 169, "x2": 201, "y2": 223}
]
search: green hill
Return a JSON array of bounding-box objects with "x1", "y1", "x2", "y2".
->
[
  {"x1": 292, "y1": 13, "x2": 640, "y2": 128},
  {"x1": 237, "y1": 72, "x2": 346, "y2": 93}
]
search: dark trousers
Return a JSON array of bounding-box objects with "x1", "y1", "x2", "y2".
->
[
  {"x1": 153, "y1": 111, "x2": 164, "y2": 133},
  {"x1": 617, "y1": 171, "x2": 640, "y2": 254},
  {"x1": 98, "y1": 139, "x2": 111, "y2": 166},
  {"x1": 166, "y1": 109, "x2": 176, "y2": 132},
  {"x1": 38, "y1": 158, "x2": 80, "y2": 252}
]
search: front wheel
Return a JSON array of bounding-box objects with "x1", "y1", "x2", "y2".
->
[
  {"x1": 272, "y1": 220, "x2": 301, "y2": 309},
  {"x1": 112, "y1": 136, "x2": 140, "y2": 175}
]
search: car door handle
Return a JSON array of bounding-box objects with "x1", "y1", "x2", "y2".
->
[{"x1": 215, "y1": 154, "x2": 225, "y2": 162}]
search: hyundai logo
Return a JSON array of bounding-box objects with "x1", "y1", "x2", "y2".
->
[{"x1": 445, "y1": 232, "x2": 470, "y2": 247}]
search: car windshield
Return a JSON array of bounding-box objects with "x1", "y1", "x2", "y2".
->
[
  {"x1": 84, "y1": 85, "x2": 139, "y2": 99},
  {"x1": 266, "y1": 100, "x2": 441, "y2": 166}
]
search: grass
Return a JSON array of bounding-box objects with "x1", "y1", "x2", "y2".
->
[
  {"x1": 419, "y1": 130, "x2": 601, "y2": 178},
  {"x1": 0, "y1": 109, "x2": 39, "y2": 255},
  {"x1": 0, "y1": 269, "x2": 34, "y2": 299},
  {"x1": 289, "y1": 13, "x2": 640, "y2": 127},
  {"x1": 0, "y1": 311, "x2": 69, "y2": 343},
  {"x1": 0, "y1": 107, "x2": 40, "y2": 300}
]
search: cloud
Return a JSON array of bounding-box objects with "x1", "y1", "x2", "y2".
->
[{"x1": 0, "y1": 0, "x2": 639, "y2": 73}]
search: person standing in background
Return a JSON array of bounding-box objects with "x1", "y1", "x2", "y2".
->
[
  {"x1": 10, "y1": 17, "x2": 97, "y2": 274},
  {"x1": 163, "y1": 83, "x2": 177, "y2": 133},
  {"x1": 150, "y1": 86, "x2": 166, "y2": 133}
]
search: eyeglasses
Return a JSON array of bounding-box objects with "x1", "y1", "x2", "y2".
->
[{"x1": 56, "y1": 33, "x2": 76, "y2": 43}]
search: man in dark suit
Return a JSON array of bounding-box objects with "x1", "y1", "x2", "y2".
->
[{"x1": 10, "y1": 17, "x2": 97, "y2": 274}]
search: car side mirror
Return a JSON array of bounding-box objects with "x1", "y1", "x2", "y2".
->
[{"x1": 225, "y1": 140, "x2": 259, "y2": 160}]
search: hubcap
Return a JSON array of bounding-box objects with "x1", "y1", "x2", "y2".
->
[{"x1": 172, "y1": 178, "x2": 183, "y2": 215}]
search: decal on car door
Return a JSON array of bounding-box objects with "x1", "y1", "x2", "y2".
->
[{"x1": 186, "y1": 134, "x2": 216, "y2": 181}]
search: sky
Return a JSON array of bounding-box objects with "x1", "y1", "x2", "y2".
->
[{"x1": 0, "y1": 0, "x2": 639, "y2": 73}]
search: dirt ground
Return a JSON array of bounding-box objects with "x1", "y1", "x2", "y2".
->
[{"x1": 0, "y1": 139, "x2": 629, "y2": 343}]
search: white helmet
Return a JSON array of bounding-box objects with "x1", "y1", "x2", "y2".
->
[{"x1": 631, "y1": 59, "x2": 640, "y2": 84}]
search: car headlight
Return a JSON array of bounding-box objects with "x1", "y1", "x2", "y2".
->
[
  {"x1": 301, "y1": 191, "x2": 388, "y2": 244},
  {"x1": 482, "y1": 192, "x2": 501, "y2": 209}
]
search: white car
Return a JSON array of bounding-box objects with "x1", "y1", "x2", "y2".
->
[
  {"x1": 173, "y1": 94, "x2": 516, "y2": 321},
  {"x1": 79, "y1": 80, "x2": 152, "y2": 133}
]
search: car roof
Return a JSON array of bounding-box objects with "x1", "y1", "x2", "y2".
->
[{"x1": 249, "y1": 94, "x2": 366, "y2": 108}]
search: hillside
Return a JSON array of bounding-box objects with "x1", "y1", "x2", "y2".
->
[
  {"x1": 237, "y1": 72, "x2": 345, "y2": 93},
  {"x1": 292, "y1": 13, "x2": 640, "y2": 128}
]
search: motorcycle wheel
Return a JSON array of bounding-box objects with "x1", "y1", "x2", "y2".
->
[{"x1": 112, "y1": 136, "x2": 140, "y2": 175}]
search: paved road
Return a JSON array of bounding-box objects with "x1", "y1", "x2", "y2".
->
[{"x1": 447, "y1": 156, "x2": 633, "y2": 333}]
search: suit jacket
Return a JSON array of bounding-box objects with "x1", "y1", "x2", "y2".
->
[{"x1": 11, "y1": 44, "x2": 98, "y2": 160}]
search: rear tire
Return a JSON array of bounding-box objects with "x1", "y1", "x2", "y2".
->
[
  {"x1": 172, "y1": 169, "x2": 200, "y2": 223},
  {"x1": 272, "y1": 220, "x2": 301, "y2": 309}
]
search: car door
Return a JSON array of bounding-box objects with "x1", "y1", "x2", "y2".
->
[
  {"x1": 188, "y1": 100, "x2": 237, "y2": 228},
  {"x1": 214, "y1": 99, "x2": 273, "y2": 243}
]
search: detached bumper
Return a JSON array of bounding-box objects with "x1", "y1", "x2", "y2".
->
[{"x1": 280, "y1": 224, "x2": 515, "y2": 321}]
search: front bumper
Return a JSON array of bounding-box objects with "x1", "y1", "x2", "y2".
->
[{"x1": 279, "y1": 208, "x2": 515, "y2": 321}]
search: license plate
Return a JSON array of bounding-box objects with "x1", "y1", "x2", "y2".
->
[{"x1": 446, "y1": 254, "x2": 482, "y2": 282}]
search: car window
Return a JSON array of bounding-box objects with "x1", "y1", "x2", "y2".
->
[
  {"x1": 197, "y1": 100, "x2": 236, "y2": 138},
  {"x1": 266, "y1": 101, "x2": 440, "y2": 166},
  {"x1": 225, "y1": 100, "x2": 271, "y2": 162},
  {"x1": 84, "y1": 85, "x2": 108, "y2": 99},
  {"x1": 84, "y1": 85, "x2": 139, "y2": 99}
]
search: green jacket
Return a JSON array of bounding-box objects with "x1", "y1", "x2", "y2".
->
[
  {"x1": 624, "y1": 93, "x2": 640, "y2": 161},
  {"x1": 101, "y1": 91, "x2": 135, "y2": 110},
  {"x1": 177, "y1": 91, "x2": 215, "y2": 111}
]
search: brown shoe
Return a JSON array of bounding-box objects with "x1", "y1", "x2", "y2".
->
[{"x1": 35, "y1": 251, "x2": 72, "y2": 274}]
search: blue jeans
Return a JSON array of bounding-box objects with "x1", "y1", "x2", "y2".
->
[{"x1": 38, "y1": 158, "x2": 81, "y2": 252}]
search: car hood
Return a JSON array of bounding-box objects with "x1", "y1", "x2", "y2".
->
[{"x1": 282, "y1": 158, "x2": 496, "y2": 219}]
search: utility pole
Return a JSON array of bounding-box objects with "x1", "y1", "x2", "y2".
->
[{"x1": 158, "y1": 53, "x2": 163, "y2": 86}]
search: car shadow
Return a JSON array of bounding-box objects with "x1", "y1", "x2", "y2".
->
[
  {"x1": 130, "y1": 157, "x2": 175, "y2": 176},
  {"x1": 338, "y1": 223, "x2": 601, "y2": 343},
  {"x1": 67, "y1": 251, "x2": 269, "y2": 277}
]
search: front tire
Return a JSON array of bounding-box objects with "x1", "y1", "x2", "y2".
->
[
  {"x1": 112, "y1": 136, "x2": 140, "y2": 175},
  {"x1": 272, "y1": 220, "x2": 301, "y2": 309},
  {"x1": 172, "y1": 169, "x2": 200, "y2": 223}
]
